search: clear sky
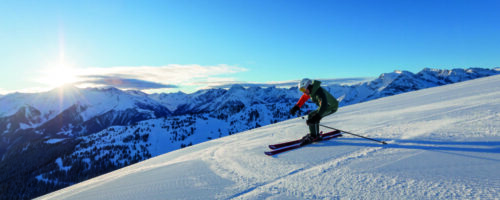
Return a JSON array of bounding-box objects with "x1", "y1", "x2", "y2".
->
[{"x1": 1, "y1": 0, "x2": 499, "y2": 94}]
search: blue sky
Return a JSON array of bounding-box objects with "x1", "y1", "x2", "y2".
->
[{"x1": 1, "y1": 0, "x2": 499, "y2": 94}]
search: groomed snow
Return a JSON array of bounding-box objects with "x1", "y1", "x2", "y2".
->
[{"x1": 38, "y1": 75, "x2": 500, "y2": 200}]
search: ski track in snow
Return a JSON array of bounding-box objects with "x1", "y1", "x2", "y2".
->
[
  {"x1": 227, "y1": 146, "x2": 383, "y2": 199},
  {"x1": 37, "y1": 75, "x2": 500, "y2": 200}
]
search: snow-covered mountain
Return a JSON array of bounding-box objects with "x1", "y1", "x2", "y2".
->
[
  {"x1": 0, "y1": 86, "x2": 171, "y2": 157},
  {"x1": 0, "y1": 86, "x2": 171, "y2": 135},
  {"x1": 0, "y1": 86, "x2": 173, "y2": 199},
  {"x1": 150, "y1": 67, "x2": 500, "y2": 113},
  {"x1": 330, "y1": 67, "x2": 500, "y2": 106},
  {"x1": 1, "y1": 67, "x2": 499, "y2": 199},
  {"x1": 38, "y1": 73, "x2": 500, "y2": 199}
]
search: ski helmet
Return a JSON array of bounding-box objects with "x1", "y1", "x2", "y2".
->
[{"x1": 298, "y1": 78, "x2": 312, "y2": 92}]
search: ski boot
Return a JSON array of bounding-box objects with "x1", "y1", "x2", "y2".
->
[{"x1": 300, "y1": 133, "x2": 321, "y2": 146}]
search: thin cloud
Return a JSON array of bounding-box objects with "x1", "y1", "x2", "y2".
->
[
  {"x1": 79, "y1": 75, "x2": 177, "y2": 90},
  {"x1": 74, "y1": 64, "x2": 247, "y2": 91}
]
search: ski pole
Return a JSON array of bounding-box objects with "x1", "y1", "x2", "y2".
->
[
  {"x1": 319, "y1": 124, "x2": 387, "y2": 145},
  {"x1": 300, "y1": 116, "x2": 387, "y2": 145}
]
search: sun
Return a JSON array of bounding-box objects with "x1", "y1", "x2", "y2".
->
[{"x1": 39, "y1": 62, "x2": 79, "y2": 88}]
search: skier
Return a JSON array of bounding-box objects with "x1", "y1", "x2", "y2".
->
[{"x1": 289, "y1": 78, "x2": 339, "y2": 145}]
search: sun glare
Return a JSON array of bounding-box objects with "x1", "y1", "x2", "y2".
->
[
  {"x1": 39, "y1": 63, "x2": 79, "y2": 88},
  {"x1": 37, "y1": 30, "x2": 82, "y2": 89}
]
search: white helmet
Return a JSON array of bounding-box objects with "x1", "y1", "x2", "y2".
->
[{"x1": 298, "y1": 78, "x2": 312, "y2": 92}]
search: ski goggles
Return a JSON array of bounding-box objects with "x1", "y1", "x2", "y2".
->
[{"x1": 299, "y1": 87, "x2": 306, "y2": 93}]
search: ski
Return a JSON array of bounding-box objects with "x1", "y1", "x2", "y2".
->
[
  {"x1": 268, "y1": 130, "x2": 341, "y2": 150},
  {"x1": 265, "y1": 132, "x2": 342, "y2": 156}
]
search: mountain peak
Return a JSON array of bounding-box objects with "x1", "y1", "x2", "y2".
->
[
  {"x1": 228, "y1": 84, "x2": 245, "y2": 91},
  {"x1": 126, "y1": 90, "x2": 148, "y2": 97},
  {"x1": 48, "y1": 84, "x2": 80, "y2": 94}
]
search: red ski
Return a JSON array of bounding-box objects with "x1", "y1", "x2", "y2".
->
[
  {"x1": 265, "y1": 131, "x2": 342, "y2": 156},
  {"x1": 268, "y1": 130, "x2": 341, "y2": 150}
]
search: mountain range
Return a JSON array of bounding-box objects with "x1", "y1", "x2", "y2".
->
[
  {"x1": 37, "y1": 68, "x2": 500, "y2": 200},
  {"x1": 0, "y1": 67, "x2": 499, "y2": 199}
]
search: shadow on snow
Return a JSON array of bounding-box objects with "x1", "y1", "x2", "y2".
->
[{"x1": 322, "y1": 137, "x2": 500, "y2": 162}]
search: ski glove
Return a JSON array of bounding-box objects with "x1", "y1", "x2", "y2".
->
[
  {"x1": 290, "y1": 105, "x2": 300, "y2": 115},
  {"x1": 306, "y1": 114, "x2": 321, "y2": 125}
]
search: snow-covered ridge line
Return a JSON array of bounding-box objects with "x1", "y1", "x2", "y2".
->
[{"x1": 150, "y1": 67, "x2": 500, "y2": 113}]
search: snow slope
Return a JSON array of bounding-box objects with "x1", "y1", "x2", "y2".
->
[{"x1": 38, "y1": 75, "x2": 500, "y2": 199}]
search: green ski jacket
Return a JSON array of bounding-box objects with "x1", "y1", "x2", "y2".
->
[{"x1": 309, "y1": 80, "x2": 339, "y2": 116}]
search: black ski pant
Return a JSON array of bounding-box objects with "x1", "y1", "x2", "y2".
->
[{"x1": 308, "y1": 108, "x2": 337, "y2": 137}]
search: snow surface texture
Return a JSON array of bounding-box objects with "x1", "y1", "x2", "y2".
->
[{"x1": 38, "y1": 75, "x2": 500, "y2": 199}]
